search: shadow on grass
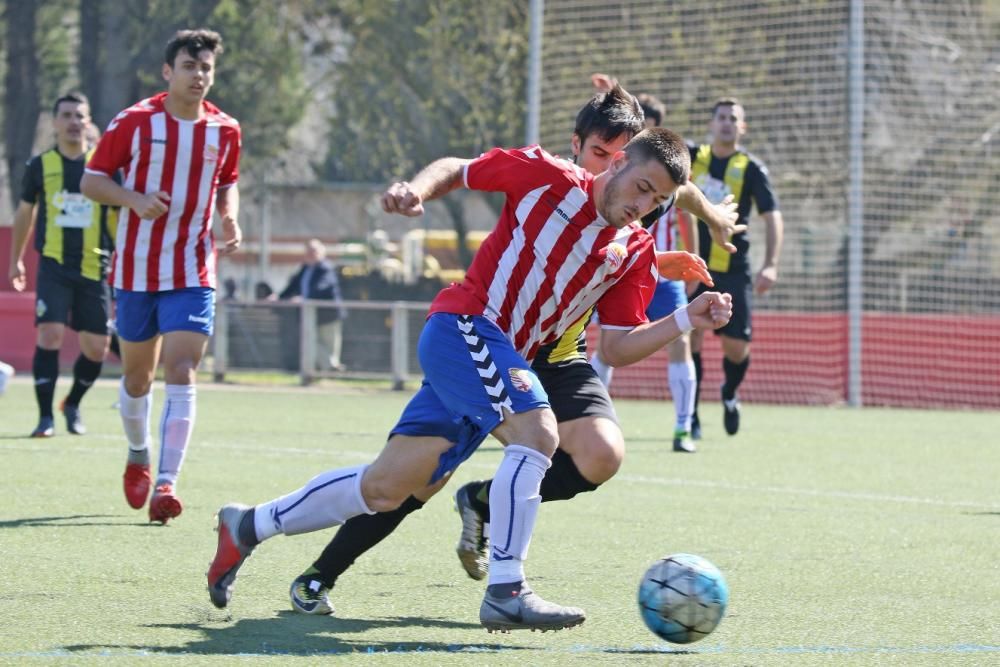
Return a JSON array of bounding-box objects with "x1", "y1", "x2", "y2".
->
[
  {"x1": 0, "y1": 514, "x2": 122, "y2": 529},
  {"x1": 0, "y1": 514, "x2": 165, "y2": 529},
  {"x1": 63, "y1": 612, "x2": 529, "y2": 656},
  {"x1": 602, "y1": 647, "x2": 697, "y2": 655}
]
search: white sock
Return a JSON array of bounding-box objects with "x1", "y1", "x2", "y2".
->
[
  {"x1": 254, "y1": 464, "x2": 374, "y2": 541},
  {"x1": 119, "y1": 378, "x2": 152, "y2": 451},
  {"x1": 156, "y1": 384, "x2": 196, "y2": 487},
  {"x1": 589, "y1": 352, "x2": 614, "y2": 388},
  {"x1": 487, "y1": 444, "x2": 552, "y2": 585},
  {"x1": 669, "y1": 360, "x2": 697, "y2": 433}
]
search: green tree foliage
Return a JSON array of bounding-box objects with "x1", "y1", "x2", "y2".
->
[
  {"x1": 205, "y1": 1, "x2": 309, "y2": 176},
  {"x1": 79, "y1": 0, "x2": 307, "y2": 175},
  {"x1": 322, "y1": 0, "x2": 529, "y2": 183}
]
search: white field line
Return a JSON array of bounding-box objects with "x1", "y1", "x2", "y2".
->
[{"x1": 6, "y1": 435, "x2": 998, "y2": 512}]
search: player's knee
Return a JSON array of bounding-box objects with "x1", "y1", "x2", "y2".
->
[
  {"x1": 361, "y1": 478, "x2": 409, "y2": 513},
  {"x1": 498, "y1": 407, "x2": 560, "y2": 457},
  {"x1": 576, "y1": 432, "x2": 624, "y2": 484},
  {"x1": 123, "y1": 374, "x2": 153, "y2": 397},
  {"x1": 528, "y1": 408, "x2": 560, "y2": 455},
  {"x1": 163, "y1": 359, "x2": 199, "y2": 385},
  {"x1": 36, "y1": 327, "x2": 63, "y2": 350},
  {"x1": 79, "y1": 334, "x2": 110, "y2": 361}
]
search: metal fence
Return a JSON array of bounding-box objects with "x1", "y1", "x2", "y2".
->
[{"x1": 211, "y1": 299, "x2": 431, "y2": 387}]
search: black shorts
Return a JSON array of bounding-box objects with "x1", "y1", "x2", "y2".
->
[
  {"x1": 691, "y1": 270, "x2": 752, "y2": 342},
  {"x1": 533, "y1": 358, "x2": 618, "y2": 424},
  {"x1": 35, "y1": 257, "x2": 110, "y2": 335}
]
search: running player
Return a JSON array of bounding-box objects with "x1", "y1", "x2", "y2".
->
[
  {"x1": 206, "y1": 125, "x2": 732, "y2": 633},
  {"x1": 9, "y1": 93, "x2": 118, "y2": 437},
  {"x1": 285, "y1": 85, "x2": 741, "y2": 612},
  {"x1": 688, "y1": 98, "x2": 784, "y2": 438},
  {"x1": 81, "y1": 29, "x2": 242, "y2": 523}
]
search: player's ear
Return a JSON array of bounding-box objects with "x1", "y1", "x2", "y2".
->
[
  {"x1": 162, "y1": 62, "x2": 172, "y2": 83},
  {"x1": 571, "y1": 133, "x2": 582, "y2": 158},
  {"x1": 609, "y1": 151, "x2": 627, "y2": 173}
]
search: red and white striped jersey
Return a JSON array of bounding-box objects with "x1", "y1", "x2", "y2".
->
[
  {"x1": 646, "y1": 207, "x2": 677, "y2": 253},
  {"x1": 429, "y1": 146, "x2": 658, "y2": 361},
  {"x1": 86, "y1": 92, "x2": 241, "y2": 292}
]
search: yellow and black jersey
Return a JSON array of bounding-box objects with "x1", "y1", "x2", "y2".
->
[
  {"x1": 688, "y1": 142, "x2": 777, "y2": 275},
  {"x1": 21, "y1": 148, "x2": 118, "y2": 281},
  {"x1": 531, "y1": 309, "x2": 593, "y2": 370}
]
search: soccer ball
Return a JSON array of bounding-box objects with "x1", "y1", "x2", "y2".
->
[{"x1": 637, "y1": 553, "x2": 729, "y2": 644}]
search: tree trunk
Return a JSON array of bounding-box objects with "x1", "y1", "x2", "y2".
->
[
  {"x1": 78, "y1": 0, "x2": 103, "y2": 124},
  {"x1": 97, "y1": 1, "x2": 136, "y2": 128},
  {"x1": 4, "y1": 0, "x2": 41, "y2": 209}
]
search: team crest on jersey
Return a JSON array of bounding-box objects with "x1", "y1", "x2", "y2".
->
[
  {"x1": 36, "y1": 298, "x2": 47, "y2": 318},
  {"x1": 508, "y1": 368, "x2": 534, "y2": 392},
  {"x1": 604, "y1": 242, "x2": 628, "y2": 273},
  {"x1": 204, "y1": 144, "x2": 219, "y2": 162}
]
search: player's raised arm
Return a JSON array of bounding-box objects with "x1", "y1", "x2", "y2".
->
[
  {"x1": 598, "y1": 292, "x2": 733, "y2": 368},
  {"x1": 675, "y1": 185, "x2": 746, "y2": 253},
  {"x1": 381, "y1": 157, "x2": 471, "y2": 217}
]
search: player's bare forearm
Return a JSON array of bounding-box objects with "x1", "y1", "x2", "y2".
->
[
  {"x1": 675, "y1": 182, "x2": 715, "y2": 223},
  {"x1": 598, "y1": 318, "x2": 687, "y2": 368},
  {"x1": 409, "y1": 157, "x2": 469, "y2": 203},
  {"x1": 82, "y1": 172, "x2": 170, "y2": 220},
  {"x1": 677, "y1": 185, "x2": 744, "y2": 254},
  {"x1": 216, "y1": 185, "x2": 242, "y2": 255},
  {"x1": 10, "y1": 202, "x2": 36, "y2": 264},
  {"x1": 216, "y1": 184, "x2": 239, "y2": 221},
  {"x1": 761, "y1": 210, "x2": 784, "y2": 269},
  {"x1": 383, "y1": 158, "x2": 470, "y2": 217},
  {"x1": 81, "y1": 172, "x2": 136, "y2": 208},
  {"x1": 598, "y1": 292, "x2": 733, "y2": 367}
]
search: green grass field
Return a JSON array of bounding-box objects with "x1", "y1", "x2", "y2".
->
[{"x1": 1, "y1": 378, "x2": 998, "y2": 665}]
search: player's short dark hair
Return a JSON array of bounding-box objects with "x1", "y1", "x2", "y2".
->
[
  {"x1": 165, "y1": 29, "x2": 224, "y2": 67},
  {"x1": 711, "y1": 97, "x2": 743, "y2": 116},
  {"x1": 637, "y1": 93, "x2": 666, "y2": 127},
  {"x1": 574, "y1": 83, "x2": 644, "y2": 145},
  {"x1": 53, "y1": 92, "x2": 89, "y2": 116},
  {"x1": 623, "y1": 127, "x2": 691, "y2": 186}
]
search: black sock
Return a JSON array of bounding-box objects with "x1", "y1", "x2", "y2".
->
[
  {"x1": 238, "y1": 507, "x2": 259, "y2": 546},
  {"x1": 309, "y1": 495, "x2": 424, "y2": 588},
  {"x1": 468, "y1": 480, "x2": 491, "y2": 522},
  {"x1": 722, "y1": 356, "x2": 750, "y2": 400},
  {"x1": 487, "y1": 581, "x2": 523, "y2": 597},
  {"x1": 32, "y1": 347, "x2": 59, "y2": 419},
  {"x1": 539, "y1": 448, "x2": 599, "y2": 502},
  {"x1": 691, "y1": 351, "x2": 703, "y2": 417},
  {"x1": 65, "y1": 354, "x2": 103, "y2": 406},
  {"x1": 474, "y1": 449, "x2": 600, "y2": 524}
]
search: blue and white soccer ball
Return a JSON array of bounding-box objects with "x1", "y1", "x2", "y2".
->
[{"x1": 637, "y1": 553, "x2": 729, "y2": 644}]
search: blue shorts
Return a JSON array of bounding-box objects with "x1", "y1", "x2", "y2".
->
[
  {"x1": 115, "y1": 287, "x2": 215, "y2": 342},
  {"x1": 645, "y1": 279, "x2": 687, "y2": 321},
  {"x1": 391, "y1": 313, "x2": 550, "y2": 483}
]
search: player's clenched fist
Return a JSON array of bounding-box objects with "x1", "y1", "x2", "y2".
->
[
  {"x1": 381, "y1": 181, "x2": 425, "y2": 217},
  {"x1": 686, "y1": 291, "x2": 733, "y2": 330},
  {"x1": 656, "y1": 251, "x2": 713, "y2": 286}
]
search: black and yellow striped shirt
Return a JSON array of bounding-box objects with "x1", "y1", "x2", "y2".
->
[{"x1": 21, "y1": 147, "x2": 117, "y2": 281}]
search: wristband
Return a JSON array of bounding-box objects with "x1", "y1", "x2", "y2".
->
[{"x1": 673, "y1": 306, "x2": 694, "y2": 334}]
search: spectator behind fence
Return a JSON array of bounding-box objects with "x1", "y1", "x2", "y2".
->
[{"x1": 278, "y1": 239, "x2": 347, "y2": 372}]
